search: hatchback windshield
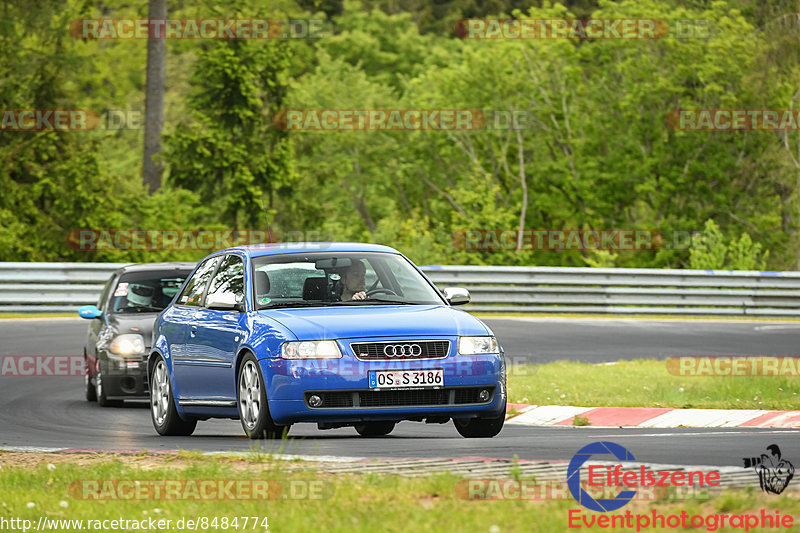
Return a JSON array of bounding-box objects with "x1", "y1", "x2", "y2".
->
[
  {"x1": 252, "y1": 252, "x2": 444, "y2": 309},
  {"x1": 110, "y1": 272, "x2": 189, "y2": 313}
]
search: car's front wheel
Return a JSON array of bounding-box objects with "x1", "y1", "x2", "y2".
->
[
  {"x1": 84, "y1": 355, "x2": 96, "y2": 402},
  {"x1": 150, "y1": 357, "x2": 196, "y2": 436},
  {"x1": 354, "y1": 421, "x2": 396, "y2": 437},
  {"x1": 453, "y1": 411, "x2": 505, "y2": 438},
  {"x1": 95, "y1": 367, "x2": 122, "y2": 407},
  {"x1": 238, "y1": 354, "x2": 289, "y2": 439}
]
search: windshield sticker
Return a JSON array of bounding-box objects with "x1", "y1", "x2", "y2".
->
[
  {"x1": 114, "y1": 282, "x2": 129, "y2": 297},
  {"x1": 258, "y1": 297, "x2": 271, "y2": 305}
]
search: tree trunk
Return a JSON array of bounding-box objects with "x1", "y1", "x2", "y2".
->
[
  {"x1": 515, "y1": 128, "x2": 528, "y2": 251},
  {"x1": 142, "y1": 0, "x2": 166, "y2": 194}
]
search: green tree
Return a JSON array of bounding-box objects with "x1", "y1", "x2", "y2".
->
[
  {"x1": 165, "y1": 39, "x2": 296, "y2": 227},
  {"x1": 689, "y1": 219, "x2": 768, "y2": 270}
]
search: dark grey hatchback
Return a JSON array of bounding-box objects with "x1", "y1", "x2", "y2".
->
[{"x1": 78, "y1": 262, "x2": 195, "y2": 406}]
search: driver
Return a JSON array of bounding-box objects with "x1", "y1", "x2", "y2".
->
[
  {"x1": 339, "y1": 260, "x2": 367, "y2": 301},
  {"x1": 127, "y1": 282, "x2": 155, "y2": 307}
]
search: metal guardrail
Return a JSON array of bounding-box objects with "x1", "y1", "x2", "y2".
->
[
  {"x1": 421, "y1": 266, "x2": 800, "y2": 317},
  {"x1": 1, "y1": 262, "x2": 799, "y2": 317},
  {"x1": 0, "y1": 263, "x2": 130, "y2": 313}
]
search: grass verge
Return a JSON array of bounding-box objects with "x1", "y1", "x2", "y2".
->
[
  {"x1": 507, "y1": 360, "x2": 800, "y2": 410},
  {"x1": 0, "y1": 454, "x2": 798, "y2": 532},
  {"x1": 476, "y1": 313, "x2": 800, "y2": 322},
  {"x1": 0, "y1": 313, "x2": 76, "y2": 319}
]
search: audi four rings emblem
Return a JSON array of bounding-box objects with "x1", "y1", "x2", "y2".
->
[{"x1": 383, "y1": 344, "x2": 422, "y2": 357}]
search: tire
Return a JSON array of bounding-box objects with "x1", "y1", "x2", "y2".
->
[
  {"x1": 95, "y1": 366, "x2": 122, "y2": 407},
  {"x1": 238, "y1": 353, "x2": 289, "y2": 439},
  {"x1": 453, "y1": 412, "x2": 505, "y2": 438},
  {"x1": 150, "y1": 356, "x2": 196, "y2": 436},
  {"x1": 84, "y1": 357, "x2": 97, "y2": 402},
  {"x1": 354, "y1": 421, "x2": 396, "y2": 437}
]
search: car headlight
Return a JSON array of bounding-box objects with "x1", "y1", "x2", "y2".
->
[
  {"x1": 281, "y1": 340, "x2": 342, "y2": 359},
  {"x1": 458, "y1": 336, "x2": 499, "y2": 355},
  {"x1": 109, "y1": 334, "x2": 146, "y2": 357}
]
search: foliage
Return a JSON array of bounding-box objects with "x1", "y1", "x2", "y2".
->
[
  {"x1": 0, "y1": 0, "x2": 797, "y2": 271},
  {"x1": 164, "y1": 38, "x2": 296, "y2": 227},
  {"x1": 689, "y1": 219, "x2": 768, "y2": 270}
]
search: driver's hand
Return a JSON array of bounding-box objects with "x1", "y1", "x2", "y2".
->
[{"x1": 352, "y1": 291, "x2": 367, "y2": 300}]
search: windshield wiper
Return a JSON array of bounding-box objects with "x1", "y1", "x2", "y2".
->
[
  {"x1": 334, "y1": 298, "x2": 418, "y2": 305},
  {"x1": 258, "y1": 301, "x2": 337, "y2": 310}
]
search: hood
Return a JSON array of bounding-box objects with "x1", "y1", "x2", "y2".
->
[
  {"x1": 105, "y1": 312, "x2": 159, "y2": 346},
  {"x1": 259, "y1": 305, "x2": 490, "y2": 340}
]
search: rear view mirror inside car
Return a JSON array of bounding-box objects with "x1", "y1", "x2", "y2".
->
[{"x1": 314, "y1": 257, "x2": 353, "y2": 270}]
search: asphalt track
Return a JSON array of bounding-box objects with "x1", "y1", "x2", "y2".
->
[{"x1": 0, "y1": 317, "x2": 798, "y2": 467}]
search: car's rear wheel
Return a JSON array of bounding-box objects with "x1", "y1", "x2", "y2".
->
[
  {"x1": 453, "y1": 412, "x2": 505, "y2": 438},
  {"x1": 238, "y1": 354, "x2": 289, "y2": 439},
  {"x1": 150, "y1": 357, "x2": 196, "y2": 436},
  {"x1": 95, "y1": 367, "x2": 122, "y2": 407},
  {"x1": 354, "y1": 421, "x2": 396, "y2": 437}
]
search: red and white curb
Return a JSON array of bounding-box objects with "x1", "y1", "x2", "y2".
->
[{"x1": 505, "y1": 403, "x2": 800, "y2": 428}]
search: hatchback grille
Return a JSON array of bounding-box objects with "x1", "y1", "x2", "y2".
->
[
  {"x1": 305, "y1": 387, "x2": 494, "y2": 409},
  {"x1": 350, "y1": 340, "x2": 450, "y2": 360},
  {"x1": 359, "y1": 389, "x2": 448, "y2": 407}
]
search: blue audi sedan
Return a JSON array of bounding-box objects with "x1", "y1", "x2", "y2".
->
[{"x1": 149, "y1": 243, "x2": 506, "y2": 439}]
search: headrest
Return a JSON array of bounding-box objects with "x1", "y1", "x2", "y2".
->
[{"x1": 255, "y1": 270, "x2": 270, "y2": 294}]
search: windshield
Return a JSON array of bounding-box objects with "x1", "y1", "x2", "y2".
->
[
  {"x1": 109, "y1": 271, "x2": 190, "y2": 314},
  {"x1": 252, "y1": 252, "x2": 444, "y2": 309}
]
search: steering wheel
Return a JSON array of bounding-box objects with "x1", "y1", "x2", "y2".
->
[{"x1": 366, "y1": 288, "x2": 398, "y2": 298}]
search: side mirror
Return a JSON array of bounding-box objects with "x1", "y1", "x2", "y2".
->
[
  {"x1": 443, "y1": 287, "x2": 471, "y2": 306},
  {"x1": 78, "y1": 305, "x2": 102, "y2": 319},
  {"x1": 206, "y1": 292, "x2": 244, "y2": 312}
]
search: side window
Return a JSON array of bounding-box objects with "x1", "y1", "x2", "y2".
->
[
  {"x1": 97, "y1": 275, "x2": 116, "y2": 311},
  {"x1": 206, "y1": 255, "x2": 245, "y2": 306},
  {"x1": 178, "y1": 257, "x2": 220, "y2": 306}
]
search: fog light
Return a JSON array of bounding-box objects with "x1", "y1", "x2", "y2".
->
[
  {"x1": 308, "y1": 395, "x2": 323, "y2": 407},
  {"x1": 478, "y1": 389, "x2": 490, "y2": 402}
]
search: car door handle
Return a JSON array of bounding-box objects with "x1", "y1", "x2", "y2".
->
[{"x1": 190, "y1": 325, "x2": 197, "y2": 338}]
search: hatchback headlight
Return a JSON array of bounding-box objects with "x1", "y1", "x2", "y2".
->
[
  {"x1": 109, "y1": 334, "x2": 146, "y2": 357},
  {"x1": 458, "y1": 336, "x2": 499, "y2": 355},
  {"x1": 281, "y1": 340, "x2": 342, "y2": 359}
]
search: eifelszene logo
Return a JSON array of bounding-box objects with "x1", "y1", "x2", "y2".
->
[
  {"x1": 743, "y1": 445, "x2": 795, "y2": 495},
  {"x1": 568, "y1": 442, "x2": 637, "y2": 512},
  {"x1": 567, "y1": 441, "x2": 720, "y2": 513}
]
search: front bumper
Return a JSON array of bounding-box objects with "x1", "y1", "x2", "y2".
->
[
  {"x1": 99, "y1": 354, "x2": 149, "y2": 399},
  {"x1": 261, "y1": 353, "x2": 506, "y2": 425}
]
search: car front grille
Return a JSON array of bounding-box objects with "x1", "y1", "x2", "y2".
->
[
  {"x1": 350, "y1": 340, "x2": 450, "y2": 360},
  {"x1": 304, "y1": 387, "x2": 494, "y2": 409}
]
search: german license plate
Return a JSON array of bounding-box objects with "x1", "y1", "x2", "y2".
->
[{"x1": 369, "y1": 369, "x2": 444, "y2": 390}]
